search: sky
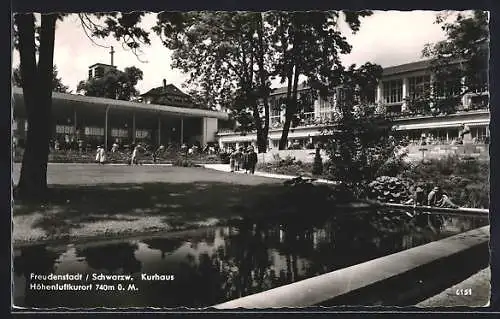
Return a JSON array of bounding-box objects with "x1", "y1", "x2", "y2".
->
[{"x1": 12, "y1": 11, "x2": 452, "y2": 94}]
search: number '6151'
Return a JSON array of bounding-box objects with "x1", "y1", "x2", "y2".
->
[{"x1": 456, "y1": 288, "x2": 472, "y2": 296}]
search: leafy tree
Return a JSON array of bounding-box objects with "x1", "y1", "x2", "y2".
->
[
  {"x1": 13, "y1": 64, "x2": 70, "y2": 93},
  {"x1": 267, "y1": 11, "x2": 373, "y2": 150},
  {"x1": 324, "y1": 64, "x2": 401, "y2": 197},
  {"x1": 153, "y1": 12, "x2": 274, "y2": 153},
  {"x1": 76, "y1": 66, "x2": 143, "y2": 101},
  {"x1": 155, "y1": 11, "x2": 372, "y2": 152},
  {"x1": 419, "y1": 10, "x2": 489, "y2": 114},
  {"x1": 13, "y1": 12, "x2": 150, "y2": 200},
  {"x1": 344, "y1": 62, "x2": 383, "y2": 105}
]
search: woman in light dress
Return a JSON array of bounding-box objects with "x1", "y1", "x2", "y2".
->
[
  {"x1": 95, "y1": 145, "x2": 107, "y2": 164},
  {"x1": 130, "y1": 144, "x2": 144, "y2": 165}
]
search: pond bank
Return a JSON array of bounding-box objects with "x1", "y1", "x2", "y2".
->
[
  {"x1": 13, "y1": 200, "x2": 377, "y2": 248},
  {"x1": 214, "y1": 226, "x2": 490, "y2": 308}
]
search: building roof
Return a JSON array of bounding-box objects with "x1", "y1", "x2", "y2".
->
[
  {"x1": 382, "y1": 60, "x2": 432, "y2": 77},
  {"x1": 88, "y1": 63, "x2": 116, "y2": 69},
  {"x1": 270, "y1": 82, "x2": 310, "y2": 96},
  {"x1": 141, "y1": 83, "x2": 190, "y2": 98},
  {"x1": 12, "y1": 86, "x2": 229, "y2": 120}
]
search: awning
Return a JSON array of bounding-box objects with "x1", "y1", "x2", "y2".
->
[
  {"x1": 393, "y1": 119, "x2": 490, "y2": 131},
  {"x1": 12, "y1": 86, "x2": 229, "y2": 120}
]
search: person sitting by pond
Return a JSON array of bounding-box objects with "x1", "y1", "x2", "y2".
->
[
  {"x1": 404, "y1": 185, "x2": 426, "y2": 207},
  {"x1": 246, "y1": 146, "x2": 258, "y2": 174},
  {"x1": 427, "y1": 186, "x2": 459, "y2": 208}
]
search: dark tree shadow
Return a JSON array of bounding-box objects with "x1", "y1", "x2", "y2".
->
[
  {"x1": 76, "y1": 242, "x2": 142, "y2": 274},
  {"x1": 14, "y1": 181, "x2": 286, "y2": 236}
]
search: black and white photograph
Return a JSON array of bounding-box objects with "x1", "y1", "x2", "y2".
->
[{"x1": 11, "y1": 10, "x2": 491, "y2": 310}]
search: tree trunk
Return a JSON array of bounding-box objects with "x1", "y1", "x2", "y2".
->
[
  {"x1": 255, "y1": 14, "x2": 270, "y2": 153},
  {"x1": 16, "y1": 14, "x2": 57, "y2": 201},
  {"x1": 279, "y1": 64, "x2": 300, "y2": 150}
]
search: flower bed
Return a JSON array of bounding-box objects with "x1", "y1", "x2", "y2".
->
[
  {"x1": 257, "y1": 154, "x2": 489, "y2": 208},
  {"x1": 14, "y1": 149, "x2": 226, "y2": 165}
]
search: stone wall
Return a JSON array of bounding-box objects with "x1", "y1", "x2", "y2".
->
[
  {"x1": 257, "y1": 143, "x2": 489, "y2": 164},
  {"x1": 405, "y1": 143, "x2": 489, "y2": 161},
  {"x1": 258, "y1": 149, "x2": 327, "y2": 164}
]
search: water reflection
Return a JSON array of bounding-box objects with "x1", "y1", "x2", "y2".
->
[{"x1": 13, "y1": 211, "x2": 488, "y2": 308}]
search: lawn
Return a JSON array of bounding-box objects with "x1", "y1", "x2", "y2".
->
[{"x1": 12, "y1": 164, "x2": 284, "y2": 246}]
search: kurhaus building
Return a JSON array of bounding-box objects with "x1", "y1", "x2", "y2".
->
[
  {"x1": 12, "y1": 64, "x2": 229, "y2": 150},
  {"x1": 217, "y1": 59, "x2": 490, "y2": 151}
]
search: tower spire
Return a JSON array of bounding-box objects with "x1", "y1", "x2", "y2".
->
[{"x1": 110, "y1": 46, "x2": 115, "y2": 66}]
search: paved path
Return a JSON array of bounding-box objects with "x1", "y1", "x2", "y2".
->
[
  {"x1": 417, "y1": 267, "x2": 491, "y2": 307},
  {"x1": 202, "y1": 164, "x2": 337, "y2": 184}
]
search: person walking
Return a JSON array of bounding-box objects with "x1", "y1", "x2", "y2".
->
[
  {"x1": 229, "y1": 148, "x2": 237, "y2": 172},
  {"x1": 95, "y1": 145, "x2": 101, "y2": 163},
  {"x1": 246, "y1": 146, "x2": 258, "y2": 174},
  {"x1": 99, "y1": 145, "x2": 107, "y2": 164},
  {"x1": 131, "y1": 144, "x2": 142, "y2": 166},
  {"x1": 242, "y1": 147, "x2": 249, "y2": 174},
  {"x1": 235, "y1": 147, "x2": 243, "y2": 171},
  {"x1": 153, "y1": 145, "x2": 165, "y2": 163},
  {"x1": 95, "y1": 145, "x2": 107, "y2": 165}
]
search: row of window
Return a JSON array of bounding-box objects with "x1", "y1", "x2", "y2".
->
[
  {"x1": 55, "y1": 126, "x2": 151, "y2": 138},
  {"x1": 382, "y1": 73, "x2": 488, "y2": 104}
]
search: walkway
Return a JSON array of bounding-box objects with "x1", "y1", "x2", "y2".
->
[
  {"x1": 417, "y1": 267, "x2": 491, "y2": 307},
  {"x1": 201, "y1": 164, "x2": 337, "y2": 184}
]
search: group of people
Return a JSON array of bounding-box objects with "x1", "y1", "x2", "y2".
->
[
  {"x1": 229, "y1": 146, "x2": 258, "y2": 174},
  {"x1": 405, "y1": 185, "x2": 459, "y2": 209},
  {"x1": 94, "y1": 143, "x2": 151, "y2": 165}
]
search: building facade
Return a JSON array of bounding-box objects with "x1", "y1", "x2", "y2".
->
[
  {"x1": 88, "y1": 63, "x2": 117, "y2": 80},
  {"x1": 12, "y1": 87, "x2": 227, "y2": 151},
  {"x1": 217, "y1": 60, "x2": 490, "y2": 152}
]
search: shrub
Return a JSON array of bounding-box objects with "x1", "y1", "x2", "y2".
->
[
  {"x1": 312, "y1": 148, "x2": 323, "y2": 176},
  {"x1": 366, "y1": 176, "x2": 412, "y2": 203},
  {"x1": 278, "y1": 155, "x2": 296, "y2": 167},
  {"x1": 400, "y1": 155, "x2": 489, "y2": 208},
  {"x1": 219, "y1": 152, "x2": 230, "y2": 164},
  {"x1": 377, "y1": 152, "x2": 410, "y2": 177},
  {"x1": 281, "y1": 177, "x2": 353, "y2": 212},
  {"x1": 173, "y1": 158, "x2": 197, "y2": 167}
]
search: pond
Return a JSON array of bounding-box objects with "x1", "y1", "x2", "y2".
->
[{"x1": 13, "y1": 209, "x2": 488, "y2": 308}]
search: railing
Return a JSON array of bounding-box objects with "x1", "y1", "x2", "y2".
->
[
  {"x1": 270, "y1": 116, "x2": 281, "y2": 127},
  {"x1": 317, "y1": 110, "x2": 337, "y2": 122},
  {"x1": 302, "y1": 112, "x2": 315, "y2": 121}
]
